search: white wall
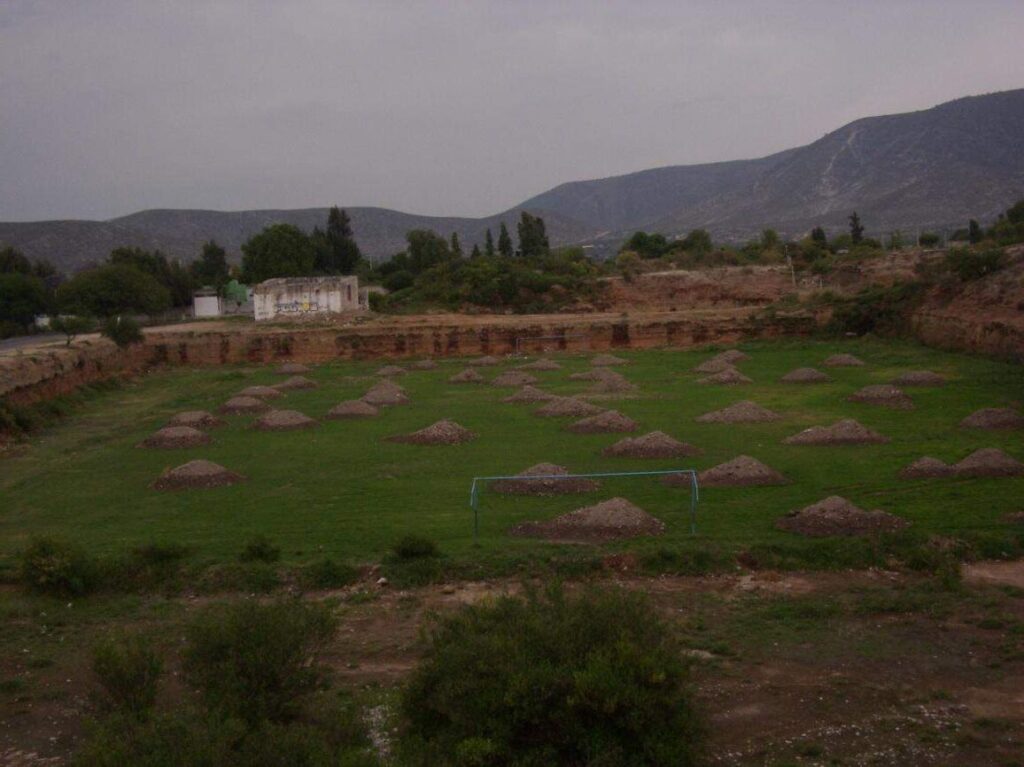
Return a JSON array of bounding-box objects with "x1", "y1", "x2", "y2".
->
[
  {"x1": 193, "y1": 295, "x2": 222, "y2": 318},
  {"x1": 253, "y1": 279, "x2": 358, "y2": 321}
]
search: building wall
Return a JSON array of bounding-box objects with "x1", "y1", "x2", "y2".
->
[
  {"x1": 193, "y1": 295, "x2": 222, "y2": 318},
  {"x1": 253, "y1": 277, "x2": 358, "y2": 321}
]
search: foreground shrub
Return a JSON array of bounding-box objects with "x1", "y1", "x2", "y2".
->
[
  {"x1": 944, "y1": 247, "x2": 1005, "y2": 281},
  {"x1": 92, "y1": 633, "x2": 163, "y2": 717},
  {"x1": 391, "y1": 535, "x2": 439, "y2": 561},
  {"x1": 20, "y1": 536, "x2": 97, "y2": 596},
  {"x1": 100, "y1": 315, "x2": 144, "y2": 348},
  {"x1": 300, "y1": 558, "x2": 359, "y2": 590},
  {"x1": 399, "y1": 583, "x2": 705, "y2": 766},
  {"x1": 239, "y1": 534, "x2": 281, "y2": 563}
]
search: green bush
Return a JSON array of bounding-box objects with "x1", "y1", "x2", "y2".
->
[
  {"x1": 92, "y1": 633, "x2": 163, "y2": 717},
  {"x1": 301, "y1": 558, "x2": 359, "y2": 590},
  {"x1": 239, "y1": 535, "x2": 281, "y2": 563},
  {"x1": 825, "y1": 282, "x2": 924, "y2": 336},
  {"x1": 101, "y1": 315, "x2": 144, "y2": 348},
  {"x1": 399, "y1": 584, "x2": 705, "y2": 766},
  {"x1": 392, "y1": 535, "x2": 439, "y2": 560},
  {"x1": 944, "y1": 247, "x2": 1005, "y2": 282},
  {"x1": 20, "y1": 536, "x2": 97, "y2": 596}
]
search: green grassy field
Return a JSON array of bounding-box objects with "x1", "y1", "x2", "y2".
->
[{"x1": 2, "y1": 338, "x2": 1022, "y2": 575}]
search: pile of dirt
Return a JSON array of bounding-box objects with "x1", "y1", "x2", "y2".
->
[
  {"x1": 326, "y1": 400, "x2": 378, "y2": 419},
  {"x1": 698, "y1": 455, "x2": 787, "y2": 487},
  {"x1": 376, "y1": 365, "x2": 406, "y2": 376},
  {"x1": 138, "y1": 426, "x2": 212, "y2": 449},
  {"x1": 780, "y1": 367, "x2": 831, "y2": 383},
  {"x1": 591, "y1": 354, "x2": 627, "y2": 366},
  {"x1": 694, "y1": 358, "x2": 735, "y2": 374},
  {"x1": 588, "y1": 371, "x2": 637, "y2": 394},
  {"x1": 899, "y1": 456, "x2": 953, "y2": 479},
  {"x1": 776, "y1": 496, "x2": 909, "y2": 537},
  {"x1": 219, "y1": 396, "x2": 270, "y2": 415},
  {"x1": 491, "y1": 463, "x2": 600, "y2": 495},
  {"x1": 238, "y1": 385, "x2": 282, "y2": 399},
  {"x1": 517, "y1": 359, "x2": 561, "y2": 371},
  {"x1": 566, "y1": 410, "x2": 638, "y2": 434},
  {"x1": 503, "y1": 385, "x2": 556, "y2": 404},
  {"x1": 411, "y1": 359, "x2": 437, "y2": 370},
  {"x1": 534, "y1": 397, "x2": 604, "y2": 418},
  {"x1": 783, "y1": 419, "x2": 889, "y2": 445},
  {"x1": 714, "y1": 350, "x2": 749, "y2": 365},
  {"x1": 848, "y1": 384, "x2": 915, "y2": 410},
  {"x1": 892, "y1": 370, "x2": 945, "y2": 387},
  {"x1": 389, "y1": 419, "x2": 476, "y2": 445},
  {"x1": 602, "y1": 430, "x2": 700, "y2": 458},
  {"x1": 469, "y1": 355, "x2": 500, "y2": 367},
  {"x1": 510, "y1": 497, "x2": 665, "y2": 542},
  {"x1": 274, "y1": 375, "x2": 317, "y2": 391},
  {"x1": 695, "y1": 400, "x2": 780, "y2": 423},
  {"x1": 569, "y1": 369, "x2": 606, "y2": 381},
  {"x1": 363, "y1": 380, "x2": 409, "y2": 406},
  {"x1": 959, "y1": 408, "x2": 1024, "y2": 430},
  {"x1": 824, "y1": 354, "x2": 865, "y2": 367},
  {"x1": 152, "y1": 460, "x2": 244, "y2": 491},
  {"x1": 953, "y1": 448, "x2": 1024, "y2": 478},
  {"x1": 491, "y1": 371, "x2": 539, "y2": 387},
  {"x1": 276, "y1": 362, "x2": 311, "y2": 375},
  {"x1": 698, "y1": 367, "x2": 753, "y2": 385},
  {"x1": 449, "y1": 368, "x2": 485, "y2": 384},
  {"x1": 253, "y1": 409, "x2": 318, "y2": 431},
  {"x1": 167, "y1": 411, "x2": 224, "y2": 429}
]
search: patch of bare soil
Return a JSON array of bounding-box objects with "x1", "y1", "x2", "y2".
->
[
  {"x1": 698, "y1": 367, "x2": 753, "y2": 385},
  {"x1": 824, "y1": 353, "x2": 866, "y2": 367},
  {"x1": 1004, "y1": 512, "x2": 1024, "y2": 525},
  {"x1": 509, "y1": 497, "x2": 665, "y2": 542},
  {"x1": 449, "y1": 368, "x2": 485, "y2": 384},
  {"x1": 964, "y1": 560, "x2": 1024, "y2": 589},
  {"x1": 166, "y1": 410, "x2": 224, "y2": 429},
  {"x1": 953, "y1": 448, "x2": 1024, "y2": 478},
  {"x1": 376, "y1": 365, "x2": 406, "y2": 376},
  {"x1": 780, "y1": 367, "x2": 832, "y2": 383},
  {"x1": 503, "y1": 385, "x2": 556, "y2": 404},
  {"x1": 389, "y1": 419, "x2": 476, "y2": 445},
  {"x1": 218, "y1": 395, "x2": 270, "y2": 414},
  {"x1": 776, "y1": 495, "x2": 909, "y2": 537},
  {"x1": 491, "y1": 463, "x2": 600, "y2": 495},
  {"x1": 238, "y1": 385, "x2": 283, "y2": 399},
  {"x1": 784, "y1": 419, "x2": 889, "y2": 445},
  {"x1": 566, "y1": 409, "x2": 638, "y2": 433},
  {"x1": 410, "y1": 359, "x2": 437, "y2": 370},
  {"x1": 253, "y1": 409, "x2": 318, "y2": 431},
  {"x1": 137, "y1": 426, "x2": 212, "y2": 449},
  {"x1": 696, "y1": 400, "x2": 781, "y2": 423},
  {"x1": 959, "y1": 408, "x2": 1024, "y2": 430},
  {"x1": 517, "y1": 359, "x2": 560, "y2": 371},
  {"x1": 469, "y1": 355, "x2": 500, "y2": 366},
  {"x1": 491, "y1": 371, "x2": 539, "y2": 387},
  {"x1": 848, "y1": 384, "x2": 915, "y2": 409},
  {"x1": 591, "y1": 354, "x2": 627, "y2": 366},
  {"x1": 899, "y1": 456, "x2": 954, "y2": 479},
  {"x1": 363, "y1": 381, "x2": 409, "y2": 406},
  {"x1": 694, "y1": 357, "x2": 735, "y2": 374},
  {"x1": 603, "y1": 430, "x2": 700, "y2": 458},
  {"x1": 152, "y1": 459, "x2": 244, "y2": 491},
  {"x1": 892, "y1": 370, "x2": 946, "y2": 387},
  {"x1": 698, "y1": 455, "x2": 787, "y2": 487},
  {"x1": 713, "y1": 350, "x2": 749, "y2": 365},
  {"x1": 534, "y1": 396, "x2": 604, "y2": 417},
  {"x1": 276, "y1": 362, "x2": 311, "y2": 374},
  {"x1": 327, "y1": 400, "x2": 378, "y2": 419},
  {"x1": 274, "y1": 375, "x2": 317, "y2": 390}
]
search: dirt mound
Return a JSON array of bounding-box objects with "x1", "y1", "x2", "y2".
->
[
  {"x1": 591, "y1": 354, "x2": 627, "y2": 366},
  {"x1": 776, "y1": 496, "x2": 909, "y2": 537},
  {"x1": 274, "y1": 375, "x2": 317, "y2": 391},
  {"x1": 694, "y1": 358, "x2": 735, "y2": 374},
  {"x1": 167, "y1": 411, "x2": 224, "y2": 429},
  {"x1": 238, "y1": 385, "x2": 283, "y2": 399},
  {"x1": 714, "y1": 350, "x2": 749, "y2": 365},
  {"x1": 783, "y1": 419, "x2": 889, "y2": 445},
  {"x1": 566, "y1": 410, "x2": 638, "y2": 434},
  {"x1": 253, "y1": 409, "x2": 318, "y2": 431},
  {"x1": 696, "y1": 400, "x2": 780, "y2": 423},
  {"x1": 219, "y1": 396, "x2": 270, "y2": 415},
  {"x1": 491, "y1": 463, "x2": 600, "y2": 495},
  {"x1": 959, "y1": 408, "x2": 1024, "y2": 430},
  {"x1": 603, "y1": 430, "x2": 700, "y2": 458},
  {"x1": 491, "y1": 371, "x2": 539, "y2": 387},
  {"x1": 824, "y1": 354, "x2": 865, "y2": 367},
  {"x1": 410, "y1": 359, "x2": 438, "y2": 370},
  {"x1": 588, "y1": 371, "x2": 637, "y2": 394},
  {"x1": 363, "y1": 381, "x2": 409, "y2": 406},
  {"x1": 899, "y1": 456, "x2": 953, "y2": 479},
  {"x1": 152, "y1": 460, "x2": 244, "y2": 491},
  {"x1": 510, "y1": 497, "x2": 664, "y2": 542},
  {"x1": 569, "y1": 369, "x2": 608, "y2": 381},
  {"x1": 138, "y1": 426, "x2": 212, "y2": 449},
  {"x1": 389, "y1": 419, "x2": 476, "y2": 445},
  {"x1": 449, "y1": 368, "x2": 485, "y2": 384},
  {"x1": 503, "y1": 385, "x2": 556, "y2": 404},
  {"x1": 848, "y1": 384, "x2": 914, "y2": 410},
  {"x1": 376, "y1": 365, "x2": 407, "y2": 376},
  {"x1": 698, "y1": 367, "x2": 752, "y2": 385},
  {"x1": 534, "y1": 397, "x2": 604, "y2": 418},
  {"x1": 326, "y1": 400, "x2": 378, "y2": 419},
  {"x1": 781, "y1": 367, "x2": 831, "y2": 383},
  {"x1": 953, "y1": 448, "x2": 1024, "y2": 478},
  {"x1": 892, "y1": 370, "x2": 945, "y2": 387},
  {"x1": 469, "y1": 355, "x2": 500, "y2": 367},
  {"x1": 276, "y1": 362, "x2": 311, "y2": 375},
  {"x1": 698, "y1": 455, "x2": 787, "y2": 487},
  {"x1": 517, "y1": 359, "x2": 561, "y2": 371}
]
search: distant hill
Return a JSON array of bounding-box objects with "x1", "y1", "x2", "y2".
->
[{"x1": 2, "y1": 88, "x2": 1022, "y2": 272}]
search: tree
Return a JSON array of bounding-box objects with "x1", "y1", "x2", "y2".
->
[
  {"x1": 469, "y1": 243, "x2": 482, "y2": 259},
  {"x1": 0, "y1": 272, "x2": 48, "y2": 331},
  {"x1": 101, "y1": 315, "x2": 144, "y2": 348},
  {"x1": 497, "y1": 222, "x2": 514, "y2": 258},
  {"x1": 108, "y1": 247, "x2": 193, "y2": 307},
  {"x1": 0, "y1": 246, "x2": 32, "y2": 275},
  {"x1": 314, "y1": 206, "x2": 362, "y2": 274},
  {"x1": 484, "y1": 228, "x2": 496, "y2": 257},
  {"x1": 449, "y1": 232, "x2": 463, "y2": 259},
  {"x1": 848, "y1": 212, "x2": 864, "y2": 245},
  {"x1": 50, "y1": 315, "x2": 94, "y2": 347},
  {"x1": 406, "y1": 230, "x2": 452, "y2": 273},
  {"x1": 56, "y1": 264, "x2": 171, "y2": 317},
  {"x1": 968, "y1": 219, "x2": 983, "y2": 244},
  {"x1": 760, "y1": 228, "x2": 780, "y2": 251},
  {"x1": 191, "y1": 240, "x2": 230, "y2": 290},
  {"x1": 810, "y1": 227, "x2": 828, "y2": 246},
  {"x1": 517, "y1": 212, "x2": 549, "y2": 258},
  {"x1": 680, "y1": 228, "x2": 713, "y2": 255},
  {"x1": 622, "y1": 231, "x2": 670, "y2": 259},
  {"x1": 240, "y1": 224, "x2": 317, "y2": 284}
]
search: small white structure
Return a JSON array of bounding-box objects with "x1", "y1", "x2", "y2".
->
[
  {"x1": 192, "y1": 289, "x2": 223, "y2": 319},
  {"x1": 253, "y1": 276, "x2": 359, "y2": 321}
]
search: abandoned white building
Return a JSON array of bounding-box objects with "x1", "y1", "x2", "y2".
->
[{"x1": 253, "y1": 276, "x2": 360, "y2": 321}]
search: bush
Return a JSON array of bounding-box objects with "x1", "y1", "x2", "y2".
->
[
  {"x1": 92, "y1": 633, "x2": 163, "y2": 717},
  {"x1": 399, "y1": 584, "x2": 705, "y2": 766},
  {"x1": 392, "y1": 535, "x2": 439, "y2": 560},
  {"x1": 20, "y1": 536, "x2": 97, "y2": 596},
  {"x1": 300, "y1": 558, "x2": 359, "y2": 590},
  {"x1": 239, "y1": 534, "x2": 281, "y2": 563},
  {"x1": 944, "y1": 247, "x2": 1005, "y2": 282},
  {"x1": 825, "y1": 282, "x2": 924, "y2": 336},
  {"x1": 101, "y1": 316, "x2": 144, "y2": 348}
]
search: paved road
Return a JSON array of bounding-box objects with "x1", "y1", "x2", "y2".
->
[{"x1": 0, "y1": 333, "x2": 64, "y2": 352}]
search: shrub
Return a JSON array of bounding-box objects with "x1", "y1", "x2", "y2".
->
[
  {"x1": 92, "y1": 633, "x2": 163, "y2": 717},
  {"x1": 399, "y1": 584, "x2": 705, "y2": 766},
  {"x1": 300, "y1": 558, "x2": 359, "y2": 590},
  {"x1": 101, "y1": 316, "x2": 144, "y2": 348},
  {"x1": 944, "y1": 247, "x2": 1005, "y2": 282},
  {"x1": 240, "y1": 534, "x2": 281, "y2": 563},
  {"x1": 183, "y1": 600, "x2": 337, "y2": 724},
  {"x1": 20, "y1": 536, "x2": 97, "y2": 596},
  {"x1": 825, "y1": 282, "x2": 924, "y2": 336},
  {"x1": 392, "y1": 535, "x2": 438, "y2": 561}
]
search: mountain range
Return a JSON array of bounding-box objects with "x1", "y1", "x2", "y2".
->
[{"x1": 1, "y1": 88, "x2": 1022, "y2": 272}]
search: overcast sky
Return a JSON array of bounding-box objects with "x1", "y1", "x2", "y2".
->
[{"x1": 2, "y1": 0, "x2": 1022, "y2": 222}]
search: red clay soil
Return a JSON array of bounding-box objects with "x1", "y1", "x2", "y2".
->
[
  {"x1": 218, "y1": 396, "x2": 270, "y2": 415},
  {"x1": 503, "y1": 385, "x2": 556, "y2": 404},
  {"x1": 327, "y1": 400, "x2": 379, "y2": 419},
  {"x1": 591, "y1": 354, "x2": 627, "y2": 366},
  {"x1": 959, "y1": 408, "x2": 1024, "y2": 430},
  {"x1": 698, "y1": 455, "x2": 788, "y2": 487},
  {"x1": 137, "y1": 426, "x2": 212, "y2": 449},
  {"x1": 784, "y1": 418, "x2": 889, "y2": 445},
  {"x1": 363, "y1": 380, "x2": 409, "y2": 406},
  {"x1": 253, "y1": 409, "x2": 318, "y2": 431},
  {"x1": 491, "y1": 463, "x2": 600, "y2": 495},
  {"x1": 698, "y1": 367, "x2": 753, "y2": 385},
  {"x1": 238, "y1": 385, "x2": 283, "y2": 399},
  {"x1": 695, "y1": 400, "x2": 781, "y2": 423},
  {"x1": 276, "y1": 362, "x2": 312, "y2": 374},
  {"x1": 899, "y1": 456, "x2": 954, "y2": 479},
  {"x1": 534, "y1": 397, "x2": 604, "y2": 418},
  {"x1": 274, "y1": 375, "x2": 317, "y2": 391},
  {"x1": 166, "y1": 410, "x2": 225, "y2": 429},
  {"x1": 410, "y1": 359, "x2": 437, "y2": 370},
  {"x1": 566, "y1": 410, "x2": 639, "y2": 434},
  {"x1": 491, "y1": 371, "x2": 539, "y2": 387},
  {"x1": 848, "y1": 384, "x2": 915, "y2": 410},
  {"x1": 152, "y1": 459, "x2": 244, "y2": 491},
  {"x1": 603, "y1": 430, "x2": 701, "y2": 458},
  {"x1": 469, "y1": 355, "x2": 501, "y2": 367},
  {"x1": 389, "y1": 419, "x2": 476, "y2": 445},
  {"x1": 509, "y1": 497, "x2": 665, "y2": 542},
  {"x1": 892, "y1": 370, "x2": 946, "y2": 387},
  {"x1": 376, "y1": 365, "x2": 407, "y2": 376},
  {"x1": 780, "y1": 367, "x2": 832, "y2": 383},
  {"x1": 449, "y1": 368, "x2": 485, "y2": 384},
  {"x1": 517, "y1": 359, "x2": 561, "y2": 371},
  {"x1": 823, "y1": 353, "x2": 866, "y2": 367},
  {"x1": 953, "y1": 448, "x2": 1024, "y2": 478},
  {"x1": 776, "y1": 496, "x2": 909, "y2": 537}
]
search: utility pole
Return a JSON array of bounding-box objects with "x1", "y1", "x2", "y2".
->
[{"x1": 784, "y1": 244, "x2": 796, "y2": 288}]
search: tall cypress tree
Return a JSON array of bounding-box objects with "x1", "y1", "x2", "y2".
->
[
  {"x1": 497, "y1": 223, "x2": 514, "y2": 258},
  {"x1": 848, "y1": 212, "x2": 865, "y2": 245},
  {"x1": 484, "y1": 228, "x2": 495, "y2": 257},
  {"x1": 450, "y1": 232, "x2": 463, "y2": 259},
  {"x1": 470, "y1": 243, "x2": 482, "y2": 259},
  {"x1": 517, "y1": 212, "x2": 549, "y2": 258},
  {"x1": 316, "y1": 206, "x2": 363, "y2": 274},
  {"x1": 968, "y1": 219, "x2": 982, "y2": 244}
]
